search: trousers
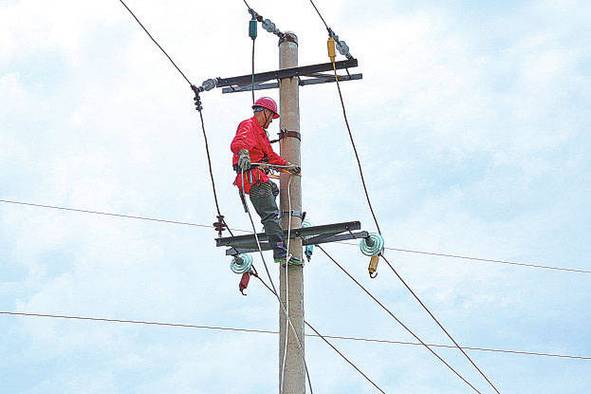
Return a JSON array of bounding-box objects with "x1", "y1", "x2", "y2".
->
[{"x1": 249, "y1": 181, "x2": 286, "y2": 259}]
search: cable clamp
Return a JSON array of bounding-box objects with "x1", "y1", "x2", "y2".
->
[
  {"x1": 281, "y1": 210, "x2": 305, "y2": 221},
  {"x1": 278, "y1": 128, "x2": 301, "y2": 141}
]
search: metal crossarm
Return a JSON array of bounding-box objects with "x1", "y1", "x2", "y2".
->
[
  {"x1": 216, "y1": 59, "x2": 361, "y2": 94},
  {"x1": 216, "y1": 221, "x2": 366, "y2": 255}
]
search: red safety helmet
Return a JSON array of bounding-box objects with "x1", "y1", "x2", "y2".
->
[{"x1": 252, "y1": 97, "x2": 280, "y2": 119}]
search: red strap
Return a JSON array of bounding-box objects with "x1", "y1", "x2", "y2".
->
[{"x1": 239, "y1": 272, "x2": 251, "y2": 296}]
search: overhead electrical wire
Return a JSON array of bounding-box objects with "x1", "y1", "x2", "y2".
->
[
  {"x1": 12, "y1": 2, "x2": 577, "y2": 393},
  {"x1": 307, "y1": 0, "x2": 330, "y2": 31},
  {"x1": 380, "y1": 254, "x2": 501, "y2": 394},
  {"x1": 118, "y1": 0, "x2": 192, "y2": 86},
  {"x1": 326, "y1": 34, "x2": 501, "y2": 393},
  {"x1": 251, "y1": 275, "x2": 386, "y2": 393},
  {"x1": 117, "y1": 0, "x2": 233, "y2": 237},
  {"x1": 329, "y1": 61, "x2": 382, "y2": 236},
  {"x1": 2, "y1": 198, "x2": 589, "y2": 275},
  {"x1": 317, "y1": 246, "x2": 483, "y2": 394},
  {"x1": 381, "y1": 246, "x2": 591, "y2": 274},
  {"x1": 0, "y1": 199, "x2": 211, "y2": 229},
  {"x1": 2, "y1": 311, "x2": 588, "y2": 361}
]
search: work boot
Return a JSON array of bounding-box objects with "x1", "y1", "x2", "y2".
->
[
  {"x1": 273, "y1": 241, "x2": 288, "y2": 260},
  {"x1": 273, "y1": 241, "x2": 302, "y2": 265}
]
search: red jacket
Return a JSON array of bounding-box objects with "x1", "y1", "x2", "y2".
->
[{"x1": 231, "y1": 116, "x2": 288, "y2": 194}]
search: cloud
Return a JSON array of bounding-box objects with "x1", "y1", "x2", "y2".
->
[{"x1": 1, "y1": 0, "x2": 590, "y2": 392}]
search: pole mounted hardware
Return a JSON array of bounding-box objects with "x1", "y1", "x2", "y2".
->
[
  {"x1": 216, "y1": 221, "x2": 369, "y2": 256},
  {"x1": 215, "y1": 58, "x2": 361, "y2": 94}
]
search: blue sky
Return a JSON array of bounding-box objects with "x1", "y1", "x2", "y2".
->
[{"x1": 1, "y1": 0, "x2": 590, "y2": 392}]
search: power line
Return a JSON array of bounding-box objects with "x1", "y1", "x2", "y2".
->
[
  {"x1": 118, "y1": 0, "x2": 192, "y2": 86},
  {"x1": 382, "y1": 246, "x2": 591, "y2": 275},
  {"x1": 317, "y1": 246, "x2": 483, "y2": 394},
  {"x1": 330, "y1": 61, "x2": 382, "y2": 236},
  {"x1": 2, "y1": 198, "x2": 588, "y2": 275},
  {"x1": 324, "y1": 10, "x2": 498, "y2": 389},
  {"x1": 381, "y1": 254, "x2": 501, "y2": 393},
  {"x1": 2, "y1": 311, "x2": 588, "y2": 361},
  {"x1": 252, "y1": 275, "x2": 385, "y2": 393},
  {"x1": 318, "y1": 335, "x2": 591, "y2": 361},
  {"x1": 0, "y1": 199, "x2": 211, "y2": 229},
  {"x1": 304, "y1": 320, "x2": 385, "y2": 393},
  {"x1": 307, "y1": 0, "x2": 330, "y2": 31}
]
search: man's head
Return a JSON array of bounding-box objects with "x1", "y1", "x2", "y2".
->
[{"x1": 252, "y1": 97, "x2": 279, "y2": 129}]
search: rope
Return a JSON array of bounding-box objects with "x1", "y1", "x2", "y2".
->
[
  {"x1": 280, "y1": 175, "x2": 294, "y2": 393},
  {"x1": 239, "y1": 172, "x2": 314, "y2": 393},
  {"x1": 118, "y1": 0, "x2": 192, "y2": 86},
  {"x1": 2, "y1": 311, "x2": 588, "y2": 361},
  {"x1": 317, "y1": 245, "x2": 483, "y2": 394},
  {"x1": 380, "y1": 254, "x2": 501, "y2": 393}
]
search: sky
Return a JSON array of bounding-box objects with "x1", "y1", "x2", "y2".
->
[{"x1": 1, "y1": 0, "x2": 590, "y2": 392}]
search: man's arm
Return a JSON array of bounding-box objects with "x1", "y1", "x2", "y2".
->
[{"x1": 230, "y1": 121, "x2": 256, "y2": 154}]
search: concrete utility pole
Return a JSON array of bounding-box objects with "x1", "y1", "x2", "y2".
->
[{"x1": 278, "y1": 32, "x2": 305, "y2": 393}]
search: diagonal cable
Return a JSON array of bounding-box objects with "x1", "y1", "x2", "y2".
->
[
  {"x1": 330, "y1": 62, "x2": 382, "y2": 235},
  {"x1": 317, "y1": 245, "x2": 483, "y2": 393},
  {"x1": 118, "y1": 0, "x2": 192, "y2": 86},
  {"x1": 381, "y1": 254, "x2": 501, "y2": 393},
  {"x1": 252, "y1": 275, "x2": 386, "y2": 393},
  {"x1": 329, "y1": 47, "x2": 500, "y2": 393},
  {"x1": 307, "y1": 0, "x2": 330, "y2": 31}
]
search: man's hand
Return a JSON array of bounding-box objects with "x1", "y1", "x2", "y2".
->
[
  {"x1": 287, "y1": 162, "x2": 301, "y2": 175},
  {"x1": 238, "y1": 149, "x2": 251, "y2": 171}
]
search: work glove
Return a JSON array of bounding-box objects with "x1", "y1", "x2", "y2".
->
[
  {"x1": 287, "y1": 162, "x2": 301, "y2": 175},
  {"x1": 237, "y1": 149, "x2": 251, "y2": 171}
]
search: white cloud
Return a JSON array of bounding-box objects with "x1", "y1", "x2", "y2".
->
[{"x1": 1, "y1": 0, "x2": 590, "y2": 392}]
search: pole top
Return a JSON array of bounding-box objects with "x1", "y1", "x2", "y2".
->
[{"x1": 279, "y1": 32, "x2": 298, "y2": 46}]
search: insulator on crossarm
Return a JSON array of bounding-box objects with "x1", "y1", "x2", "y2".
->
[
  {"x1": 200, "y1": 78, "x2": 217, "y2": 92},
  {"x1": 230, "y1": 254, "x2": 253, "y2": 275},
  {"x1": 360, "y1": 233, "x2": 385, "y2": 278}
]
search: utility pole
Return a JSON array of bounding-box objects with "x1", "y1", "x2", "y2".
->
[
  {"x1": 215, "y1": 29, "x2": 363, "y2": 394},
  {"x1": 278, "y1": 32, "x2": 305, "y2": 393}
]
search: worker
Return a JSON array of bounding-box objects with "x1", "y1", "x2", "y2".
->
[{"x1": 231, "y1": 97, "x2": 300, "y2": 264}]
